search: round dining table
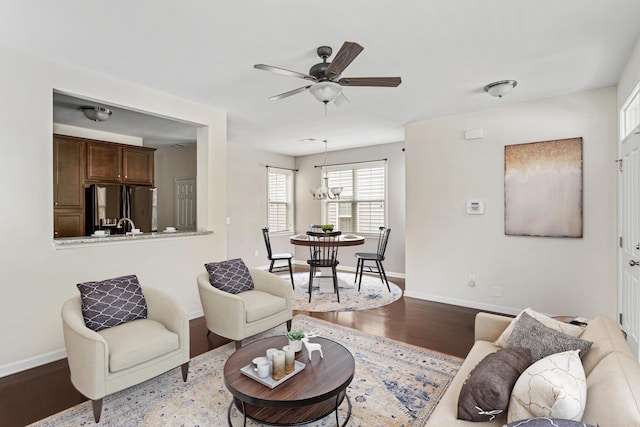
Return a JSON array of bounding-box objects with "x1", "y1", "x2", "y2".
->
[
  {"x1": 289, "y1": 233, "x2": 365, "y2": 247},
  {"x1": 289, "y1": 233, "x2": 365, "y2": 293}
]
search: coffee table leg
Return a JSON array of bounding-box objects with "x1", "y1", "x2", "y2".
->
[
  {"x1": 227, "y1": 399, "x2": 247, "y2": 427},
  {"x1": 335, "y1": 391, "x2": 352, "y2": 427}
]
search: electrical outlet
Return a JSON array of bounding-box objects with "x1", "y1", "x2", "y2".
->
[
  {"x1": 491, "y1": 286, "x2": 502, "y2": 297},
  {"x1": 254, "y1": 250, "x2": 259, "y2": 257},
  {"x1": 467, "y1": 275, "x2": 476, "y2": 287}
]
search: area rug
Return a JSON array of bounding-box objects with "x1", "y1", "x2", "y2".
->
[
  {"x1": 30, "y1": 315, "x2": 461, "y2": 427},
  {"x1": 285, "y1": 272, "x2": 403, "y2": 312}
]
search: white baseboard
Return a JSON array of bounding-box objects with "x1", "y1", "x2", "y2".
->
[
  {"x1": 0, "y1": 348, "x2": 67, "y2": 378},
  {"x1": 403, "y1": 289, "x2": 520, "y2": 316}
]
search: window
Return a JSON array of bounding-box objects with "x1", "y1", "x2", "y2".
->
[
  {"x1": 621, "y1": 81, "x2": 640, "y2": 139},
  {"x1": 323, "y1": 161, "x2": 386, "y2": 234},
  {"x1": 267, "y1": 167, "x2": 294, "y2": 232}
]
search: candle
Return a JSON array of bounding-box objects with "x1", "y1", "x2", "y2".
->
[
  {"x1": 283, "y1": 345, "x2": 295, "y2": 374},
  {"x1": 272, "y1": 350, "x2": 286, "y2": 381}
]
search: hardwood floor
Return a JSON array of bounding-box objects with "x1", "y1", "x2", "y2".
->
[{"x1": 0, "y1": 272, "x2": 485, "y2": 427}]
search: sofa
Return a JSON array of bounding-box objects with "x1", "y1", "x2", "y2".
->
[{"x1": 426, "y1": 311, "x2": 640, "y2": 426}]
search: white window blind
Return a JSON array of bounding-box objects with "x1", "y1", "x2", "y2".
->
[
  {"x1": 324, "y1": 161, "x2": 386, "y2": 234},
  {"x1": 267, "y1": 167, "x2": 293, "y2": 232}
]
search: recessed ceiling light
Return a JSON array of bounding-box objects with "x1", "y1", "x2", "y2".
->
[{"x1": 299, "y1": 138, "x2": 317, "y2": 143}]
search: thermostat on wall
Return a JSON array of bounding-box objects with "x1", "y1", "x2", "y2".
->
[{"x1": 466, "y1": 200, "x2": 485, "y2": 215}]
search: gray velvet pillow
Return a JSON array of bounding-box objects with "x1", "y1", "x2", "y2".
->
[
  {"x1": 457, "y1": 347, "x2": 532, "y2": 421},
  {"x1": 77, "y1": 274, "x2": 147, "y2": 332},
  {"x1": 205, "y1": 258, "x2": 254, "y2": 294},
  {"x1": 504, "y1": 418, "x2": 597, "y2": 427},
  {"x1": 506, "y1": 312, "x2": 592, "y2": 362}
]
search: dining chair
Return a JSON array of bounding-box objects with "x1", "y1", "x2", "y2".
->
[
  {"x1": 261, "y1": 227, "x2": 294, "y2": 286},
  {"x1": 306, "y1": 230, "x2": 342, "y2": 303},
  {"x1": 354, "y1": 226, "x2": 391, "y2": 292}
]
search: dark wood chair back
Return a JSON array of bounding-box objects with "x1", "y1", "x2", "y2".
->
[{"x1": 306, "y1": 230, "x2": 342, "y2": 267}]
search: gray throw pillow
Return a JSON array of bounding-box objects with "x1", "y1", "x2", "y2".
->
[
  {"x1": 457, "y1": 347, "x2": 532, "y2": 421},
  {"x1": 205, "y1": 258, "x2": 254, "y2": 294},
  {"x1": 77, "y1": 274, "x2": 147, "y2": 332},
  {"x1": 504, "y1": 417, "x2": 597, "y2": 427},
  {"x1": 506, "y1": 312, "x2": 592, "y2": 362}
]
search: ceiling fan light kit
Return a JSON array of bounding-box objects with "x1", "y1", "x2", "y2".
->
[
  {"x1": 254, "y1": 41, "x2": 402, "y2": 107},
  {"x1": 81, "y1": 106, "x2": 112, "y2": 122},
  {"x1": 484, "y1": 80, "x2": 518, "y2": 98}
]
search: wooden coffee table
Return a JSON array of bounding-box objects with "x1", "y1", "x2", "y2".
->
[{"x1": 223, "y1": 336, "x2": 355, "y2": 426}]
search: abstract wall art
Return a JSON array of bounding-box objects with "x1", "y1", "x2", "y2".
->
[{"x1": 504, "y1": 137, "x2": 583, "y2": 238}]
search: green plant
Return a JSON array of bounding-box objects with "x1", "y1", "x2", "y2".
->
[
  {"x1": 286, "y1": 329, "x2": 305, "y2": 341},
  {"x1": 321, "y1": 224, "x2": 334, "y2": 232}
]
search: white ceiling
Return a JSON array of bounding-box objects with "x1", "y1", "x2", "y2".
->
[{"x1": 3, "y1": 0, "x2": 640, "y2": 156}]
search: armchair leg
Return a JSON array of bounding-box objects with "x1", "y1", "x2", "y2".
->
[
  {"x1": 235, "y1": 340, "x2": 243, "y2": 350},
  {"x1": 286, "y1": 319, "x2": 292, "y2": 331},
  {"x1": 181, "y1": 361, "x2": 189, "y2": 382},
  {"x1": 92, "y1": 398, "x2": 103, "y2": 423}
]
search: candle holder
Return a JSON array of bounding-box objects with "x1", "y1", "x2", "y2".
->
[
  {"x1": 271, "y1": 350, "x2": 286, "y2": 381},
  {"x1": 282, "y1": 345, "x2": 295, "y2": 374}
]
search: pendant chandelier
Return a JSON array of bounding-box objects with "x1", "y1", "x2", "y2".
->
[{"x1": 310, "y1": 140, "x2": 343, "y2": 200}]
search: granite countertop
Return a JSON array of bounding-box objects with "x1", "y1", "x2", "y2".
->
[{"x1": 54, "y1": 229, "x2": 212, "y2": 248}]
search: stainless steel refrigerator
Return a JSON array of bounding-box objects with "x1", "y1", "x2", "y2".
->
[{"x1": 86, "y1": 184, "x2": 157, "y2": 235}]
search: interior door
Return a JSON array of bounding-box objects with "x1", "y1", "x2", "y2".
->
[
  {"x1": 620, "y1": 130, "x2": 640, "y2": 357},
  {"x1": 175, "y1": 178, "x2": 196, "y2": 231}
]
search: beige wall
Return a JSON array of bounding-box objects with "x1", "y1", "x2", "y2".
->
[
  {"x1": 226, "y1": 144, "x2": 296, "y2": 267},
  {"x1": 405, "y1": 88, "x2": 618, "y2": 319},
  {"x1": 0, "y1": 46, "x2": 227, "y2": 377}
]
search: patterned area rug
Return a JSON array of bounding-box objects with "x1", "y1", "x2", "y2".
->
[
  {"x1": 30, "y1": 315, "x2": 461, "y2": 427},
  {"x1": 285, "y1": 272, "x2": 403, "y2": 312}
]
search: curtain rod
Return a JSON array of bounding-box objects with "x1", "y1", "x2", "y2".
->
[
  {"x1": 314, "y1": 158, "x2": 387, "y2": 168},
  {"x1": 265, "y1": 165, "x2": 299, "y2": 172}
]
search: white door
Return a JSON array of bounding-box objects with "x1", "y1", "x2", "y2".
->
[
  {"x1": 175, "y1": 178, "x2": 196, "y2": 231},
  {"x1": 620, "y1": 130, "x2": 640, "y2": 356}
]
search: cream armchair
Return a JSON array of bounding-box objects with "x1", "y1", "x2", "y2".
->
[
  {"x1": 197, "y1": 268, "x2": 293, "y2": 349},
  {"x1": 61, "y1": 287, "x2": 190, "y2": 423}
]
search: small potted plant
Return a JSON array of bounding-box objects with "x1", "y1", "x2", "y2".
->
[
  {"x1": 321, "y1": 224, "x2": 334, "y2": 232},
  {"x1": 286, "y1": 329, "x2": 305, "y2": 352}
]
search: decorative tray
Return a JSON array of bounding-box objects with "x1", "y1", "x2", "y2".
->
[{"x1": 240, "y1": 360, "x2": 306, "y2": 389}]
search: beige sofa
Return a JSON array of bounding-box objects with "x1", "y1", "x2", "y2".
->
[{"x1": 426, "y1": 312, "x2": 640, "y2": 426}]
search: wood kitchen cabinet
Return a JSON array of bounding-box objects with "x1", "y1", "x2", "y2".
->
[
  {"x1": 86, "y1": 142, "x2": 155, "y2": 185},
  {"x1": 54, "y1": 209, "x2": 85, "y2": 238},
  {"x1": 53, "y1": 135, "x2": 85, "y2": 209},
  {"x1": 53, "y1": 135, "x2": 85, "y2": 238}
]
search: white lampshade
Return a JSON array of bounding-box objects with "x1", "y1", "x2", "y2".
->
[
  {"x1": 484, "y1": 80, "x2": 517, "y2": 98},
  {"x1": 309, "y1": 82, "x2": 343, "y2": 103}
]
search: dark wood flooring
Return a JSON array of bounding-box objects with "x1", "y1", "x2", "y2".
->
[{"x1": 0, "y1": 271, "x2": 485, "y2": 427}]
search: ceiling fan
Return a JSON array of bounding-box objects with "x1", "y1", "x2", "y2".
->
[{"x1": 254, "y1": 41, "x2": 402, "y2": 107}]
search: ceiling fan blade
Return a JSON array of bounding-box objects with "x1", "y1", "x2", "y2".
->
[
  {"x1": 268, "y1": 85, "x2": 312, "y2": 101},
  {"x1": 338, "y1": 77, "x2": 402, "y2": 87},
  {"x1": 254, "y1": 64, "x2": 317, "y2": 81},
  {"x1": 324, "y1": 41, "x2": 364, "y2": 78},
  {"x1": 333, "y1": 92, "x2": 350, "y2": 107}
]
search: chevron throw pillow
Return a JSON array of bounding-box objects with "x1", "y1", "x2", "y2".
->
[
  {"x1": 205, "y1": 258, "x2": 254, "y2": 294},
  {"x1": 76, "y1": 275, "x2": 148, "y2": 332}
]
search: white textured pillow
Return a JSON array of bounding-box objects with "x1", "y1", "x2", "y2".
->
[
  {"x1": 507, "y1": 350, "x2": 587, "y2": 423},
  {"x1": 494, "y1": 308, "x2": 584, "y2": 348}
]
